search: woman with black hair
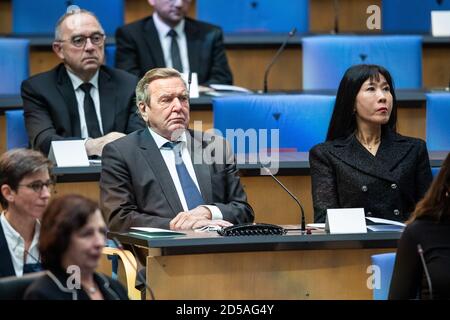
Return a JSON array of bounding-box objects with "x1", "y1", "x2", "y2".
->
[{"x1": 309, "y1": 64, "x2": 432, "y2": 223}]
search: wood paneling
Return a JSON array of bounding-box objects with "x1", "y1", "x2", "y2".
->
[
  {"x1": 0, "y1": 0, "x2": 12, "y2": 34},
  {"x1": 423, "y1": 47, "x2": 450, "y2": 88},
  {"x1": 147, "y1": 247, "x2": 391, "y2": 299},
  {"x1": 30, "y1": 49, "x2": 60, "y2": 76}
]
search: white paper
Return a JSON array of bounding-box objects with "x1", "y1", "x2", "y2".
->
[
  {"x1": 431, "y1": 11, "x2": 450, "y2": 37},
  {"x1": 131, "y1": 227, "x2": 183, "y2": 234},
  {"x1": 209, "y1": 84, "x2": 253, "y2": 93},
  {"x1": 48, "y1": 140, "x2": 90, "y2": 167},
  {"x1": 306, "y1": 223, "x2": 325, "y2": 229},
  {"x1": 326, "y1": 208, "x2": 367, "y2": 234},
  {"x1": 366, "y1": 217, "x2": 406, "y2": 227}
]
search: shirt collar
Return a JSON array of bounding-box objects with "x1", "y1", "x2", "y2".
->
[
  {"x1": 153, "y1": 12, "x2": 185, "y2": 38},
  {"x1": 0, "y1": 211, "x2": 41, "y2": 246},
  {"x1": 67, "y1": 68, "x2": 100, "y2": 91},
  {"x1": 148, "y1": 127, "x2": 187, "y2": 149}
]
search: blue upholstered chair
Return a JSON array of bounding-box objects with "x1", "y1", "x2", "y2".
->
[
  {"x1": 212, "y1": 94, "x2": 335, "y2": 153},
  {"x1": 105, "y1": 45, "x2": 116, "y2": 67},
  {"x1": 0, "y1": 38, "x2": 29, "y2": 95},
  {"x1": 382, "y1": 0, "x2": 450, "y2": 34},
  {"x1": 196, "y1": 0, "x2": 308, "y2": 33},
  {"x1": 302, "y1": 35, "x2": 422, "y2": 90},
  {"x1": 12, "y1": 0, "x2": 124, "y2": 36},
  {"x1": 426, "y1": 93, "x2": 450, "y2": 151},
  {"x1": 5, "y1": 110, "x2": 29, "y2": 150},
  {"x1": 371, "y1": 252, "x2": 396, "y2": 300}
]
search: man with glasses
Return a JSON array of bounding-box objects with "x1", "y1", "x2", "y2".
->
[
  {"x1": 115, "y1": 0, "x2": 233, "y2": 86},
  {"x1": 21, "y1": 9, "x2": 145, "y2": 156},
  {"x1": 0, "y1": 149, "x2": 52, "y2": 278}
]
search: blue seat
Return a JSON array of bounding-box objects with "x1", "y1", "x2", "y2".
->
[
  {"x1": 196, "y1": 0, "x2": 308, "y2": 33},
  {"x1": 371, "y1": 252, "x2": 396, "y2": 300},
  {"x1": 382, "y1": 0, "x2": 450, "y2": 34},
  {"x1": 432, "y1": 167, "x2": 441, "y2": 178},
  {"x1": 426, "y1": 93, "x2": 450, "y2": 151},
  {"x1": 104, "y1": 45, "x2": 116, "y2": 67},
  {"x1": 12, "y1": 0, "x2": 124, "y2": 36},
  {"x1": 302, "y1": 35, "x2": 422, "y2": 90},
  {"x1": 0, "y1": 38, "x2": 29, "y2": 95},
  {"x1": 5, "y1": 110, "x2": 29, "y2": 150},
  {"x1": 213, "y1": 94, "x2": 335, "y2": 153}
]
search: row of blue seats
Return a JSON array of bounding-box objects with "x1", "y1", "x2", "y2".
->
[
  {"x1": 6, "y1": 93, "x2": 450, "y2": 152},
  {"x1": 9, "y1": 0, "x2": 450, "y2": 35},
  {"x1": 0, "y1": 35, "x2": 425, "y2": 94}
]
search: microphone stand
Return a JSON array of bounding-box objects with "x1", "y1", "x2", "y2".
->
[
  {"x1": 417, "y1": 244, "x2": 433, "y2": 300},
  {"x1": 261, "y1": 165, "x2": 306, "y2": 233},
  {"x1": 263, "y1": 27, "x2": 297, "y2": 93},
  {"x1": 332, "y1": 0, "x2": 340, "y2": 34}
]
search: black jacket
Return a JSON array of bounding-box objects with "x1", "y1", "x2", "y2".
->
[
  {"x1": 100, "y1": 129, "x2": 254, "y2": 231},
  {"x1": 115, "y1": 16, "x2": 233, "y2": 85},
  {"x1": 24, "y1": 269, "x2": 128, "y2": 300},
  {"x1": 309, "y1": 130, "x2": 433, "y2": 223},
  {"x1": 0, "y1": 224, "x2": 15, "y2": 278},
  {"x1": 21, "y1": 63, "x2": 145, "y2": 155}
]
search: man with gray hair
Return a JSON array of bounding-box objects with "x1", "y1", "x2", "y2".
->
[
  {"x1": 22, "y1": 9, "x2": 145, "y2": 156},
  {"x1": 100, "y1": 67, "x2": 253, "y2": 231}
]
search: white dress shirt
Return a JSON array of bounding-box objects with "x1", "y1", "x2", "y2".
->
[
  {"x1": 66, "y1": 69, "x2": 104, "y2": 139},
  {"x1": 149, "y1": 128, "x2": 222, "y2": 220},
  {"x1": 153, "y1": 12, "x2": 190, "y2": 75},
  {"x1": 0, "y1": 212, "x2": 41, "y2": 276}
]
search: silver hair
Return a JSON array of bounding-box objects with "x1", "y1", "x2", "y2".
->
[{"x1": 54, "y1": 8, "x2": 104, "y2": 40}]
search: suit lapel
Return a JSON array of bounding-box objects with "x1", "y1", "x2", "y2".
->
[
  {"x1": 0, "y1": 225, "x2": 16, "y2": 277},
  {"x1": 185, "y1": 19, "x2": 200, "y2": 76},
  {"x1": 98, "y1": 67, "x2": 116, "y2": 134},
  {"x1": 329, "y1": 131, "x2": 413, "y2": 182},
  {"x1": 55, "y1": 64, "x2": 80, "y2": 136},
  {"x1": 138, "y1": 130, "x2": 184, "y2": 215},
  {"x1": 144, "y1": 18, "x2": 166, "y2": 67},
  {"x1": 187, "y1": 130, "x2": 213, "y2": 204}
]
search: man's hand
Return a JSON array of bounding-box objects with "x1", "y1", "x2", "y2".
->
[
  {"x1": 85, "y1": 132, "x2": 126, "y2": 156},
  {"x1": 170, "y1": 206, "x2": 232, "y2": 230}
]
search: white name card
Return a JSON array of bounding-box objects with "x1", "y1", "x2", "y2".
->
[
  {"x1": 325, "y1": 208, "x2": 367, "y2": 234},
  {"x1": 431, "y1": 11, "x2": 450, "y2": 37},
  {"x1": 48, "y1": 140, "x2": 90, "y2": 167},
  {"x1": 182, "y1": 72, "x2": 199, "y2": 98}
]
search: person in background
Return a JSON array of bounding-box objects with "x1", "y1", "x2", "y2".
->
[
  {"x1": 100, "y1": 68, "x2": 253, "y2": 231},
  {"x1": 22, "y1": 9, "x2": 145, "y2": 156},
  {"x1": 24, "y1": 194, "x2": 128, "y2": 300},
  {"x1": 389, "y1": 152, "x2": 450, "y2": 300},
  {"x1": 115, "y1": 0, "x2": 233, "y2": 86},
  {"x1": 0, "y1": 149, "x2": 52, "y2": 278},
  {"x1": 309, "y1": 64, "x2": 432, "y2": 223}
]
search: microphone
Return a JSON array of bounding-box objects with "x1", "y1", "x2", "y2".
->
[
  {"x1": 263, "y1": 27, "x2": 297, "y2": 93},
  {"x1": 417, "y1": 244, "x2": 433, "y2": 300},
  {"x1": 261, "y1": 164, "x2": 306, "y2": 233},
  {"x1": 112, "y1": 237, "x2": 156, "y2": 300},
  {"x1": 332, "y1": 0, "x2": 340, "y2": 34}
]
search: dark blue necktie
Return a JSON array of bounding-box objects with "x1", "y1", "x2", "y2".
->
[
  {"x1": 163, "y1": 141, "x2": 204, "y2": 210},
  {"x1": 167, "y1": 29, "x2": 183, "y2": 72},
  {"x1": 79, "y1": 83, "x2": 102, "y2": 138}
]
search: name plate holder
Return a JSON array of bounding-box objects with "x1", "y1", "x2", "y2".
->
[
  {"x1": 325, "y1": 208, "x2": 367, "y2": 234},
  {"x1": 48, "y1": 140, "x2": 90, "y2": 167},
  {"x1": 431, "y1": 11, "x2": 450, "y2": 37}
]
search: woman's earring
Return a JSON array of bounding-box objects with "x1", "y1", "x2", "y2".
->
[{"x1": 446, "y1": 191, "x2": 449, "y2": 198}]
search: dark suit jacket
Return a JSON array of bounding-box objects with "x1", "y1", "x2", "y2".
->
[
  {"x1": 0, "y1": 224, "x2": 15, "y2": 278},
  {"x1": 100, "y1": 129, "x2": 254, "y2": 231},
  {"x1": 115, "y1": 16, "x2": 233, "y2": 85},
  {"x1": 24, "y1": 269, "x2": 128, "y2": 300},
  {"x1": 21, "y1": 63, "x2": 145, "y2": 155},
  {"x1": 309, "y1": 130, "x2": 433, "y2": 223}
]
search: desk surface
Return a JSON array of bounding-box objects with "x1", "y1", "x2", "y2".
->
[
  {"x1": 1, "y1": 89, "x2": 444, "y2": 110},
  {"x1": 110, "y1": 228, "x2": 401, "y2": 256},
  {"x1": 52, "y1": 151, "x2": 449, "y2": 182}
]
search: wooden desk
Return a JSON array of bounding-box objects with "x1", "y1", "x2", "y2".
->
[
  {"x1": 110, "y1": 229, "x2": 400, "y2": 300},
  {"x1": 51, "y1": 151, "x2": 448, "y2": 225}
]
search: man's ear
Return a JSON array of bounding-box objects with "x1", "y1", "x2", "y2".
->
[
  {"x1": 138, "y1": 103, "x2": 149, "y2": 121},
  {"x1": 52, "y1": 42, "x2": 64, "y2": 60}
]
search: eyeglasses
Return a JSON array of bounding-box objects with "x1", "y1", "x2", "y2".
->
[
  {"x1": 58, "y1": 32, "x2": 105, "y2": 48},
  {"x1": 18, "y1": 180, "x2": 55, "y2": 193}
]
